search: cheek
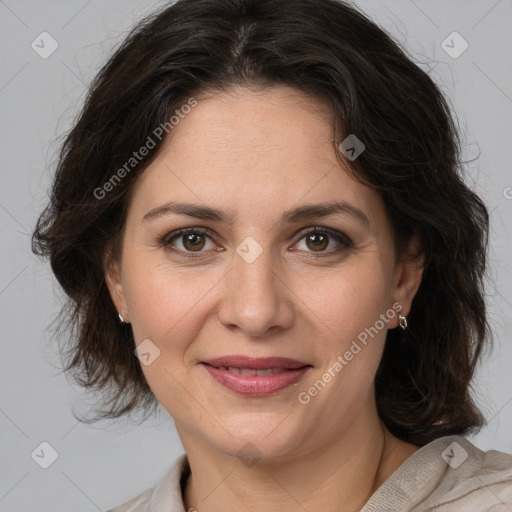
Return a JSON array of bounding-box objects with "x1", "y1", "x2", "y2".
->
[
  {"x1": 122, "y1": 264, "x2": 206, "y2": 409},
  {"x1": 303, "y1": 268, "x2": 391, "y2": 406},
  {"x1": 125, "y1": 273, "x2": 170, "y2": 339},
  {"x1": 299, "y1": 261, "x2": 391, "y2": 341},
  {"x1": 123, "y1": 257, "x2": 218, "y2": 349}
]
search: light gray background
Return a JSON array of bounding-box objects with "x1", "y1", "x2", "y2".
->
[{"x1": 0, "y1": 1, "x2": 511, "y2": 510}]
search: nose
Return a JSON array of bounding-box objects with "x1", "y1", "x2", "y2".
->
[{"x1": 217, "y1": 241, "x2": 294, "y2": 338}]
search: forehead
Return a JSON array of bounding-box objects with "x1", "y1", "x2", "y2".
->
[{"x1": 127, "y1": 85, "x2": 383, "y2": 232}]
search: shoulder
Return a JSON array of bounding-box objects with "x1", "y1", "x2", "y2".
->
[
  {"x1": 417, "y1": 435, "x2": 512, "y2": 511},
  {"x1": 362, "y1": 435, "x2": 512, "y2": 511},
  {"x1": 106, "y1": 453, "x2": 189, "y2": 512},
  {"x1": 107, "y1": 487, "x2": 153, "y2": 512}
]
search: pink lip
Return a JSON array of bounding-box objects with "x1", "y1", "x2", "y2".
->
[
  {"x1": 202, "y1": 355, "x2": 309, "y2": 369},
  {"x1": 200, "y1": 356, "x2": 312, "y2": 397}
]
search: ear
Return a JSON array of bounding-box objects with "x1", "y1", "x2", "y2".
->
[
  {"x1": 104, "y1": 255, "x2": 130, "y2": 323},
  {"x1": 390, "y1": 234, "x2": 424, "y2": 328}
]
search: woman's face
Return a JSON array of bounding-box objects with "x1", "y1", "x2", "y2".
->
[{"x1": 106, "y1": 85, "x2": 422, "y2": 460}]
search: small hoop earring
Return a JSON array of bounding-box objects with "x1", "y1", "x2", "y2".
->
[
  {"x1": 398, "y1": 313, "x2": 408, "y2": 330},
  {"x1": 118, "y1": 313, "x2": 125, "y2": 324}
]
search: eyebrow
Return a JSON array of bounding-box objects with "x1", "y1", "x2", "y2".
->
[{"x1": 142, "y1": 200, "x2": 370, "y2": 228}]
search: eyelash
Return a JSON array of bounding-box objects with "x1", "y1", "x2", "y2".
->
[{"x1": 159, "y1": 226, "x2": 353, "y2": 259}]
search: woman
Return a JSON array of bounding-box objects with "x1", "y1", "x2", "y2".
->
[{"x1": 32, "y1": 0, "x2": 512, "y2": 510}]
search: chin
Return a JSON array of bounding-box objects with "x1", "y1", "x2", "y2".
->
[{"x1": 209, "y1": 417, "x2": 307, "y2": 463}]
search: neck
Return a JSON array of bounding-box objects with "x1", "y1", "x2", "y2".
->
[{"x1": 179, "y1": 410, "x2": 419, "y2": 512}]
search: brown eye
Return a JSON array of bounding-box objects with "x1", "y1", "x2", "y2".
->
[
  {"x1": 305, "y1": 232, "x2": 329, "y2": 251},
  {"x1": 162, "y1": 227, "x2": 217, "y2": 257},
  {"x1": 294, "y1": 227, "x2": 353, "y2": 256},
  {"x1": 181, "y1": 232, "x2": 206, "y2": 251}
]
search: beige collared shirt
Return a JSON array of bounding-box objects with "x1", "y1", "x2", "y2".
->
[{"x1": 107, "y1": 435, "x2": 512, "y2": 511}]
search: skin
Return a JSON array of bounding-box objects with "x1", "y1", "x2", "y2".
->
[{"x1": 106, "y1": 85, "x2": 425, "y2": 512}]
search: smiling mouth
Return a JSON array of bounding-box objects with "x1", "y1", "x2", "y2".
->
[
  {"x1": 200, "y1": 361, "x2": 312, "y2": 396},
  {"x1": 204, "y1": 365, "x2": 300, "y2": 376}
]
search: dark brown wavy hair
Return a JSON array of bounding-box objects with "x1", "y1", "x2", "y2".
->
[{"x1": 32, "y1": 0, "x2": 491, "y2": 445}]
